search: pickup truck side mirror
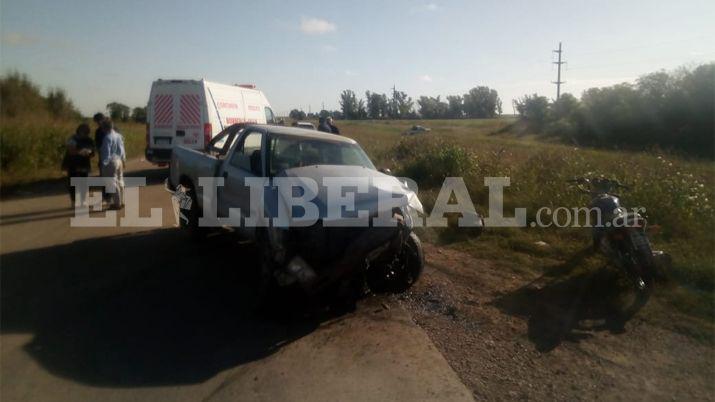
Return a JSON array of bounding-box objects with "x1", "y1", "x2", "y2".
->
[{"x1": 379, "y1": 168, "x2": 392, "y2": 175}]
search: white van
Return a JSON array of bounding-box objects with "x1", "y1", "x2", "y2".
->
[{"x1": 145, "y1": 79, "x2": 275, "y2": 164}]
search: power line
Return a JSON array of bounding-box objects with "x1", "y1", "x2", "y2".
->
[{"x1": 552, "y1": 42, "x2": 566, "y2": 100}]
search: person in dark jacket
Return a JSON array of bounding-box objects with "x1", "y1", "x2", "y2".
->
[
  {"x1": 317, "y1": 117, "x2": 332, "y2": 133},
  {"x1": 93, "y1": 113, "x2": 107, "y2": 170},
  {"x1": 93, "y1": 113, "x2": 110, "y2": 201},
  {"x1": 63, "y1": 123, "x2": 95, "y2": 206},
  {"x1": 327, "y1": 117, "x2": 340, "y2": 135}
]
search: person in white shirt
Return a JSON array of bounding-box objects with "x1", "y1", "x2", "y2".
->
[{"x1": 99, "y1": 119, "x2": 126, "y2": 210}]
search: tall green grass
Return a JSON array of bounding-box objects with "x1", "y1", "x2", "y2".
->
[{"x1": 0, "y1": 117, "x2": 146, "y2": 186}]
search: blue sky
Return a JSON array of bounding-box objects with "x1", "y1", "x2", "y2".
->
[{"x1": 2, "y1": 0, "x2": 714, "y2": 116}]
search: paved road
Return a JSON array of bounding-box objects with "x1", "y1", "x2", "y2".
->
[{"x1": 0, "y1": 160, "x2": 473, "y2": 402}]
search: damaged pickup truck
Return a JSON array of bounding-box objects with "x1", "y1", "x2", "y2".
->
[{"x1": 167, "y1": 124, "x2": 425, "y2": 298}]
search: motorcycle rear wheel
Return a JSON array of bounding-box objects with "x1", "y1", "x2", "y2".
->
[{"x1": 619, "y1": 247, "x2": 655, "y2": 320}]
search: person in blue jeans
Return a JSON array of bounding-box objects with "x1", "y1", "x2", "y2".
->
[{"x1": 99, "y1": 119, "x2": 126, "y2": 210}]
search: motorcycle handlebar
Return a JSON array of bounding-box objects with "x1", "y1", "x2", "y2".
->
[{"x1": 566, "y1": 177, "x2": 631, "y2": 192}]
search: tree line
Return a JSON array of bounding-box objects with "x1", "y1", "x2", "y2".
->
[
  {"x1": 1, "y1": 72, "x2": 82, "y2": 120},
  {"x1": 105, "y1": 102, "x2": 146, "y2": 123},
  {"x1": 513, "y1": 63, "x2": 714, "y2": 158},
  {"x1": 289, "y1": 85, "x2": 502, "y2": 120},
  {"x1": 0, "y1": 72, "x2": 147, "y2": 123}
]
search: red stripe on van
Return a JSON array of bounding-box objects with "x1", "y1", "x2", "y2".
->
[
  {"x1": 180, "y1": 94, "x2": 201, "y2": 126},
  {"x1": 154, "y1": 94, "x2": 173, "y2": 126}
]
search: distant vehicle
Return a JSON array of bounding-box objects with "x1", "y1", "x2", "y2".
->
[
  {"x1": 292, "y1": 121, "x2": 316, "y2": 130},
  {"x1": 403, "y1": 125, "x2": 431, "y2": 135},
  {"x1": 168, "y1": 124, "x2": 425, "y2": 298},
  {"x1": 145, "y1": 79, "x2": 275, "y2": 164}
]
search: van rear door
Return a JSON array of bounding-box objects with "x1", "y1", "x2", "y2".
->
[
  {"x1": 176, "y1": 91, "x2": 204, "y2": 148},
  {"x1": 151, "y1": 91, "x2": 175, "y2": 149}
]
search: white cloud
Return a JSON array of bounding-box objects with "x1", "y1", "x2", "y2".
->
[
  {"x1": 1, "y1": 32, "x2": 39, "y2": 46},
  {"x1": 300, "y1": 17, "x2": 337, "y2": 35},
  {"x1": 411, "y1": 3, "x2": 439, "y2": 13},
  {"x1": 344, "y1": 69, "x2": 358, "y2": 77},
  {"x1": 419, "y1": 74, "x2": 433, "y2": 82}
]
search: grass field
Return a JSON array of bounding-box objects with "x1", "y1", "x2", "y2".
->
[
  {"x1": 328, "y1": 118, "x2": 714, "y2": 335},
  {"x1": 2, "y1": 116, "x2": 713, "y2": 333},
  {"x1": 0, "y1": 118, "x2": 146, "y2": 186}
]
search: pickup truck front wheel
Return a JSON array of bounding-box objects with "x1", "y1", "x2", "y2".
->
[
  {"x1": 368, "y1": 232, "x2": 424, "y2": 293},
  {"x1": 252, "y1": 230, "x2": 278, "y2": 308}
]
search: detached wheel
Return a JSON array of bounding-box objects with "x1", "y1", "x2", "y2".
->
[
  {"x1": 179, "y1": 184, "x2": 207, "y2": 240},
  {"x1": 369, "y1": 232, "x2": 424, "y2": 293}
]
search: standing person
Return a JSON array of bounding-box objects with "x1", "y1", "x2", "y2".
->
[
  {"x1": 327, "y1": 116, "x2": 340, "y2": 135},
  {"x1": 93, "y1": 113, "x2": 109, "y2": 202},
  {"x1": 99, "y1": 119, "x2": 126, "y2": 210},
  {"x1": 317, "y1": 116, "x2": 331, "y2": 133},
  {"x1": 62, "y1": 123, "x2": 95, "y2": 206},
  {"x1": 93, "y1": 113, "x2": 107, "y2": 170}
]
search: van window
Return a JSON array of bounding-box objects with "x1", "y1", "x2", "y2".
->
[
  {"x1": 264, "y1": 107, "x2": 275, "y2": 124},
  {"x1": 230, "y1": 132, "x2": 263, "y2": 173}
]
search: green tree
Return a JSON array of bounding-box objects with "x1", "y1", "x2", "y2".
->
[
  {"x1": 548, "y1": 93, "x2": 579, "y2": 121},
  {"x1": 106, "y1": 102, "x2": 131, "y2": 122},
  {"x1": 357, "y1": 99, "x2": 367, "y2": 119},
  {"x1": 289, "y1": 109, "x2": 306, "y2": 120},
  {"x1": 339, "y1": 90, "x2": 360, "y2": 119},
  {"x1": 393, "y1": 91, "x2": 414, "y2": 118},
  {"x1": 463, "y1": 86, "x2": 501, "y2": 118},
  {"x1": 514, "y1": 94, "x2": 549, "y2": 127},
  {"x1": 446, "y1": 95, "x2": 463, "y2": 118},
  {"x1": 131, "y1": 106, "x2": 147, "y2": 123},
  {"x1": 417, "y1": 96, "x2": 448, "y2": 119},
  {"x1": 365, "y1": 91, "x2": 390, "y2": 119}
]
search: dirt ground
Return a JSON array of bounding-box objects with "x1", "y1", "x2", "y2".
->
[{"x1": 398, "y1": 243, "x2": 715, "y2": 401}]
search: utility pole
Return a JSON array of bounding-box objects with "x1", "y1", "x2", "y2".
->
[
  {"x1": 552, "y1": 42, "x2": 566, "y2": 100},
  {"x1": 321, "y1": 102, "x2": 325, "y2": 111}
]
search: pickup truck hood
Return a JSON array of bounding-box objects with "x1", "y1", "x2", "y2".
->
[{"x1": 274, "y1": 165, "x2": 423, "y2": 225}]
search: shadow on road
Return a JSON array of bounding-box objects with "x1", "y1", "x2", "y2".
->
[
  {"x1": 1, "y1": 167, "x2": 168, "y2": 201},
  {"x1": 0, "y1": 207, "x2": 77, "y2": 226},
  {"x1": 0, "y1": 228, "x2": 326, "y2": 387},
  {"x1": 493, "y1": 249, "x2": 640, "y2": 352}
]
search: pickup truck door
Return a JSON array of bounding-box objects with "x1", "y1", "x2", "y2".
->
[{"x1": 217, "y1": 129, "x2": 265, "y2": 222}]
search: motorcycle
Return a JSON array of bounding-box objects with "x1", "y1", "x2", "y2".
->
[{"x1": 567, "y1": 177, "x2": 659, "y2": 301}]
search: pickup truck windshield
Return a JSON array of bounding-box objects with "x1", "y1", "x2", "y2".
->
[{"x1": 269, "y1": 135, "x2": 375, "y2": 176}]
